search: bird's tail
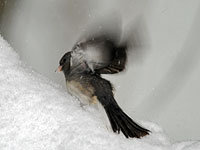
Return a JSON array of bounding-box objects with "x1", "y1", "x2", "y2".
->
[{"x1": 104, "y1": 103, "x2": 150, "y2": 138}]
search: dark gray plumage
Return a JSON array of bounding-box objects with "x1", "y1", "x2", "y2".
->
[{"x1": 57, "y1": 24, "x2": 150, "y2": 138}]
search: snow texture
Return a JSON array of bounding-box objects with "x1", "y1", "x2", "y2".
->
[{"x1": 0, "y1": 35, "x2": 199, "y2": 150}]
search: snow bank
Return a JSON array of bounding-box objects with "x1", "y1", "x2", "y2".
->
[{"x1": 0, "y1": 35, "x2": 199, "y2": 150}]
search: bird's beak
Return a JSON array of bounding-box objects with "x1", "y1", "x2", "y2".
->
[{"x1": 55, "y1": 66, "x2": 62, "y2": 72}]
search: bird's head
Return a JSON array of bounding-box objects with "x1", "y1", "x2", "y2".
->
[{"x1": 56, "y1": 52, "x2": 71, "y2": 73}]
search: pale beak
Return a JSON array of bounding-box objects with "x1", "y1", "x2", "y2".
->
[{"x1": 55, "y1": 66, "x2": 62, "y2": 72}]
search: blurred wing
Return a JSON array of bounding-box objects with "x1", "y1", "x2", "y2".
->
[
  {"x1": 71, "y1": 35, "x2": 127, "y2": 74},
  {"x1": 94, "y1": 45, "x2": 127, "y2": 74},
  {"x1": 70, "y1": 14, "x2": 139, "y2": 74}
]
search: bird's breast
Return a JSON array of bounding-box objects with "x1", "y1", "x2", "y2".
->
[{"x1": 66, "y1": 80, "x2": 97, "y2": 105}]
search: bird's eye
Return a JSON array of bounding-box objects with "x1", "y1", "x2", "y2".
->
[{"x1": 63, "y1": 58, "x2": 66, "y2": 63}]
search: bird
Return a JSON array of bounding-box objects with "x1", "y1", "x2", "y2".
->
[{"x1": 56, "y1": 24, "x2": 150, "y2": 138}]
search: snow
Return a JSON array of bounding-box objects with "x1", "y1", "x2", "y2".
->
[{"x1": 0, "y1": 35, "x2": 199, "y2": 150}]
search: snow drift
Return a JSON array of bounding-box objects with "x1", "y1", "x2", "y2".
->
[{"x1": 0, "y1": 35, "x2": 199, "y2": 150}]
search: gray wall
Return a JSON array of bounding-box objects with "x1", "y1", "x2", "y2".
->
[{"x1": 0, "y1": 0, "x2": 200, "y2": 142}]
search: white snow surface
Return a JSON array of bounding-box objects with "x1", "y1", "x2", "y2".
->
[{"x1": 0, "y1": 35, "x2": 199, "y2": 150}]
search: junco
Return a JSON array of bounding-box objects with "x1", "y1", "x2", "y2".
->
[{"x1": 57, "y1": 25, "x2": 150, "y2": 138}]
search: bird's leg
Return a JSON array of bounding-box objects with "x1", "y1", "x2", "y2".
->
[{"x1": 80, "y1": 102, "x2": 87, "y2": 108}]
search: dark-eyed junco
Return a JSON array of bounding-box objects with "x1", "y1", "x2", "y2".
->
[{"x1": 57, "y1": 25, "x2": 150, "y2": 138}]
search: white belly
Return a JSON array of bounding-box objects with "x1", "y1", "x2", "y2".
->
[
  {"x1": 66, "y1": 80, "x2": 95, "y2": 105},
  {"x1": 66, "y1": 80, "x2": 112, "y2": 130}
]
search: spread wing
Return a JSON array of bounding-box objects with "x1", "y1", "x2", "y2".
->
[
  {"x1": 94, "y1": 44, "x2": 127, "y2": 74},
  {"x1": 70, "y1": 34, "x2": 128, "y2": 74},
  {"x1": 69, "y1": 15, "x2": 149, "y2": 74}
]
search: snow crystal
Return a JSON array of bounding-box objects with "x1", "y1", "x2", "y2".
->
[{"x1": 0, "y1": 35, "x2": 199, "y2": 150}]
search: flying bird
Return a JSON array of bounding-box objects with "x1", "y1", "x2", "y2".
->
[{"x1": 57, "y1": 21, "x2": 150, "y2": 138}]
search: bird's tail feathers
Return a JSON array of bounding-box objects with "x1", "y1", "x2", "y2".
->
[{"x1": 104, "y1": 103, "x2": 150, "y2": 138}]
